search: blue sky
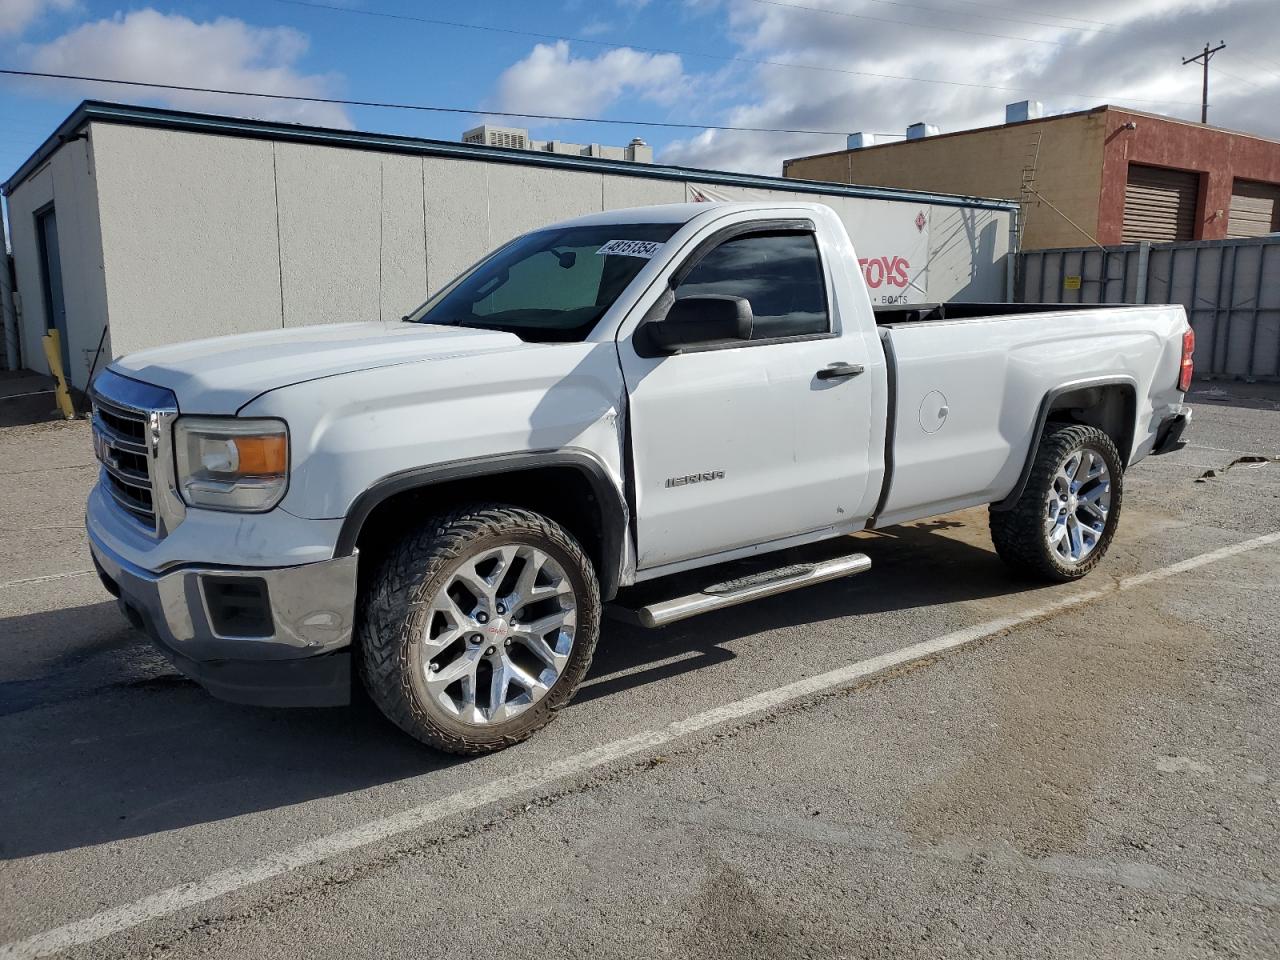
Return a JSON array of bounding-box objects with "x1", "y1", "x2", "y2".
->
[{"x1": 1, "y1": 0, "x2": 1277, "y2": 185}]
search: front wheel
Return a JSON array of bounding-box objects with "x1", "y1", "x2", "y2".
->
[
  {"x1": 359, "y1": 505, "x2": 601, "y2": 754},
  {"x1": 989, "y1": 424, "x2": 1124, "y2": 582}
]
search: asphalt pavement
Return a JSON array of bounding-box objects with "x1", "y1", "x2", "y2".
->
[{"x1": 2, "y1": 382, "x2": 1278, "y2": 959}]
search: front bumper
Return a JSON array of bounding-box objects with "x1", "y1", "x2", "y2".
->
[
  {"x1": 1152, "y1": 404, "x2": 1192, "y2": 455},
  {"x1": 89, "y1": 528, "x2": 358, "y2": 707}
]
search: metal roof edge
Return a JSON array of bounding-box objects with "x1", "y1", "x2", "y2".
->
[
  {"x1": 1, "y1": 101, "x2": 94, "y2": 196},
  {"x1": 5, "y1": 100, "x2": 1019, "y2": 212}
]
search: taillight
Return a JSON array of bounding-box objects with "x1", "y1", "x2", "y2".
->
[{"x1": 1178, "y1": 328, "x2": 1195, "y2": 392}]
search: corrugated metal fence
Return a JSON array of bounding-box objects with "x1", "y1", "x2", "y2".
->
[{"x1": 1018, "y1": 236, "x2": 1280, "y2": 380}]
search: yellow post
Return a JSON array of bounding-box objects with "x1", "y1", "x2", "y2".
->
[{"x1": 41, "y1": 330, "x2": 76, "y2": 420}]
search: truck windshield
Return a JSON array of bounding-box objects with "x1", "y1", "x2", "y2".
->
[{"x1": 405, "y1": 223, "x2": 681, "y2": 342}]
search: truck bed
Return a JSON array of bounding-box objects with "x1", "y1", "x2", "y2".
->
[{"x1": 872, "y1": 303, "x2": 1188, "y2": 528}]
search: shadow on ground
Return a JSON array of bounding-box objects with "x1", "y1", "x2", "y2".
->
[{"x1": 0, "y1": 519, "x2": 1038, "y2": 859}]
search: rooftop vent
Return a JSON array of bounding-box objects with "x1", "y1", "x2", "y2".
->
[
  {"x1": 846, "y1": 132, "x2": 876, "y2": 149},
  {"x1": 906, "y1": 122, "x2": 939, "y2": 141},
  {"x1": 1005, "y1": 100, "x2": 1044, "y2": 124},
  {"x1": 461, "y1": 124, "x2": 530, "y2": 150}
]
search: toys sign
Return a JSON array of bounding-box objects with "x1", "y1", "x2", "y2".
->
[{"x1": 859, "y1": 255, "x2": 911, "y2": 290}]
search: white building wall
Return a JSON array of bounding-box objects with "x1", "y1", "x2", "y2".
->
[
  {"x1": 5, "y1": 136, "x2": 110, "y2": 387},
  {"x1": 602, "y1": 174, "x2": 685, "y2": 211},
  {"x1": 484, "y1": 165, "x2": 601, "y2": 246},
  {"x1": 422, "y1": 157, "x2": 489, "y2": 292},
  {"x1": 379, "y1": 154, "x2": 428, "y2": 322},
  {"x1": 7, "y1": 165, "x2": 54, "y2": 378},
  {"x1": 90, "y1": 123, "x2": 281, "y2": 355},
  {"x1": 5, "y1": 120, "x2": 1013, "y2": 388},
  {"x1": 274, "y1": 142, "x2": 381, "y2": 328}
]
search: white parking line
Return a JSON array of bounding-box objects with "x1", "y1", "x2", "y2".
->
[{"x1": 4, "y1": 529, "x2": 1280, "y2": 960}]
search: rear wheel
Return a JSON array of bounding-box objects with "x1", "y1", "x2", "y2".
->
[
  {"x1": 359, "y1": 505, "x2": 601, "y2": 754},
  {"x1": 989, "y1": 424, "x2": 1123, "y2": 582}
]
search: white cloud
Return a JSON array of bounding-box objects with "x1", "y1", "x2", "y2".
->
[
  {"x1": 496, "y1": 40, "x2": 687, "y2": 118},
  {"x1": 0, "y1": 0, "x2": 75, "y2": 37},
  {"x1": 23, "y1": 9, "x2": 351, "y2": 128},
  {"x1": 659, "y1": 0, "x2": 1280, "y2": 174}
]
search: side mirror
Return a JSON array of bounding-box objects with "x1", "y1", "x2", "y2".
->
[{"x1": 645, "y1": 295, "x2": 753, "y2": 352}]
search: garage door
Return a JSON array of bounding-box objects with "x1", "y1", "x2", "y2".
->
[
  {"x1": 1227, "y1": 180, "x2": 1280, "y2": 238},
  {"x1": 1122, "y1": 165, "x2": 1199, "y2": 242}
]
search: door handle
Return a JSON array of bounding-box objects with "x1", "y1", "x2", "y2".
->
[{"x1": 816, "y1": 362, "x2": 864, "y2": 380}]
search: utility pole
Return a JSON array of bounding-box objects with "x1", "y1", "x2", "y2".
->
[{"x1": 1183, "y1": 41, "x2": 1226, "y2": 124}]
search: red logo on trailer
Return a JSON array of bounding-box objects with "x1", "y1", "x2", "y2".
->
[{"x1": 858, "y1": 256, "x2": 911, "y2": 289}]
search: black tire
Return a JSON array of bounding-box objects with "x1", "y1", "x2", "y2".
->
[
  {"x1": 989, "y1": 424, "x2": 1124, "y2": 583},
  {"x1": 358, "y1": 504, "x2": 601, "y2": 754}
]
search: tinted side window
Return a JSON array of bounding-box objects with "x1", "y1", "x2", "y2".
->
[{"x1": 675, "y1": 232, "x2": 829, "y2": 340}]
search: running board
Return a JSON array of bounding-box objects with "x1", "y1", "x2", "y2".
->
[{"x1": 609, "y1": 552, "x2": 872, "y2": 628}]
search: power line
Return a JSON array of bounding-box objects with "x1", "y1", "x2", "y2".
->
[
  {"x1": 262, "y1": 0, "x2": 1199, "y2": 106},
  {"x1": 746, "y1": 0, "x2": 1061, "y2": 45},
  {"x1": 278, "y1": 0, "x2": 1064, "y2": 50},
  {"x1": 1233, "y1": 50, "x2": 1280, "y2": 81},
  {"x1": 0, "y1": 67, "x2": 937, "y2": 136},
  {"x1": 935, "y1": 0, "x2": 1118, "y2": 30},
  {"x1": 1210, "y1": 64, "x2": 1262, "y2": 91},
  {"x1": 1244, "y1": 50, "x2": 1280, "y2": 72},
  {"x1": 856, "y1": 0, "x2": 1112, "y2": 35}
]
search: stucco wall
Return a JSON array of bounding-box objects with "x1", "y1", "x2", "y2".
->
[
  {"x1": 91, "y1": 123, "x2": 283, "y2": 354},
  {"x1": 1097, "y1": 109, "x2": 1280, "y2": 244},
  {"x1": 785, "y1": 111, "x2": 1107, "y2": 251},
  {"x1": 11, "y1": 121, "x2": 1013, "y2": 379},
  {"x1": 4, "y1": 136, "x2": 110, "y2": 387}
]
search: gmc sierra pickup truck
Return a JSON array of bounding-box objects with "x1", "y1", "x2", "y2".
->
[{"x1": 87, "y1": 201, "x2": 1193, "y2": 753}]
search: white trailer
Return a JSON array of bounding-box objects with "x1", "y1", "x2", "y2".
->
[{"x1": 2, "y1": 101, "x2": 1019, "y2": 391}]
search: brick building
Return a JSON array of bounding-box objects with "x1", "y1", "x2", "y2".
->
[{"x1": 784, "y1": 104, "x2": 1280, "y2": 250}]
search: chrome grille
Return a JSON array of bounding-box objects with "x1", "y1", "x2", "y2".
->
[
  {"x1": 93, "y1": 395, "x2": 157, "y2": 530},
  {"x1": 89, "y1": 369, "x2": 182, "y2": 537}
]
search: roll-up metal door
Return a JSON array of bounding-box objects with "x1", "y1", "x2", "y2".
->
[
  {"x1": 1227, "y1": 180, "x2": 1280, "y2": 238},
  {"x1": 1122, "y1": 165, "x2": 1199, "y2": 242}
]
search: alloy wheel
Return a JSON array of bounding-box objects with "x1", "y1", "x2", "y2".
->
[
  {"x1": 1044, "y1": 446, "x2": 1112, "y2": 564},
  {"x1": 419, "y1": 544, "x2": 577, "y2": 725}
]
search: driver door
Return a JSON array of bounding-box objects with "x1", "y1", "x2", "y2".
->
[{"x1": 618, "y1": 219, "x2": 875, "y2": 571}]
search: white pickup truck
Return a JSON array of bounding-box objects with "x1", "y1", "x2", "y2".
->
[{"x1": 87, "y1": 201, "x2": 1193, "y2": 753}]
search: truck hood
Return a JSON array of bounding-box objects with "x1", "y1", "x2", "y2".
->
[{"x1": 109, "y1": 321, "x2": 527, "y2": 414}]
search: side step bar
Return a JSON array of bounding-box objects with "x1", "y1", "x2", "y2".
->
[{"x1": 610, "y1": 552, "x2": 872, "y2": 629}]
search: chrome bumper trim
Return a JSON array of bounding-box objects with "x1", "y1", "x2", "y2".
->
[{"x1": 88, "y1": 526, "x2": 358, "y2": 663}]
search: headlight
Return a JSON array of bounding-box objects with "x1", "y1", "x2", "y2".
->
[{"x1": 174, "y1": 417, "x2": 289, "y2": 512}]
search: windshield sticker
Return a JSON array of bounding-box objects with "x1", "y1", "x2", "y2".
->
[{"x1": 597, "y1": 239, "x2": 663, "y2": 259}]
